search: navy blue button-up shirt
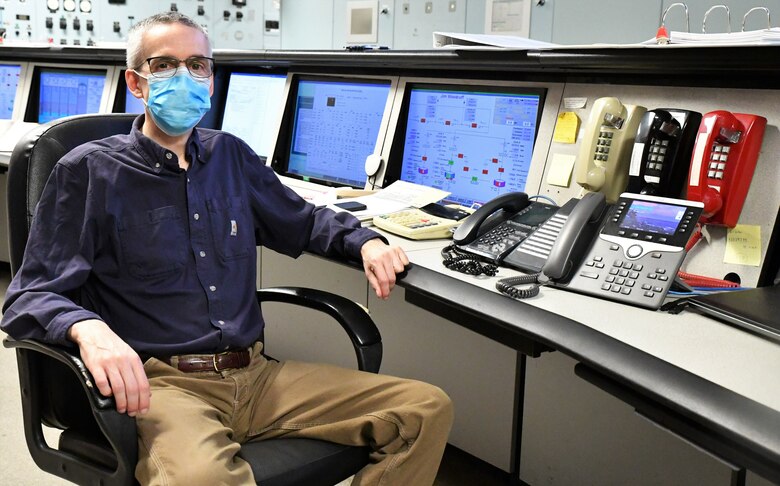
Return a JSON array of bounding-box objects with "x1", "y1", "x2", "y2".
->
[{"x1": 1, "y1": 116, "x2": 381, "y2": 355}]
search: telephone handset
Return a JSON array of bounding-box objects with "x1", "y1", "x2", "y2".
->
[
  {"x1": 627, "y1": 109, "x2": 702, "y2": 198},
  {"x1": 540, "y1": 192, "x2": 609, "y2": 284},
  {"x1": 453, "y1": 192, "x2": 530, "y2": 245},
  {"x1": 576, "y1": 97, "x2": 648, "y2": 203},
  {"x1": 686, "y1": 110, "x2": 766, "y2": 227}
]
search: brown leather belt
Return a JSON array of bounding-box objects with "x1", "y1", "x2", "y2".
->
[{"x1": 158, "y1": 349, "x2": 251, "y2": 373}]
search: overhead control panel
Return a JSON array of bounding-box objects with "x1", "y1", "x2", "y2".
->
[{"x1": 0, "y1": 0, "x2": 270, "y2": 49}]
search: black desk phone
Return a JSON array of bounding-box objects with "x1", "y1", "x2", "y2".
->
[
  {"x1": 454, "y1": 191, "x2": 704, "y2": 309},
  {"x1": 453, "y1": 192, "x2": 560, "y2": 264}
]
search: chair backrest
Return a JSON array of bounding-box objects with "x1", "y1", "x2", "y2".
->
[
  {"x1": 6, "y1": 114, "x2": 137, "y2": 429},
  {"x1": 7, "y1": 113, "x2": 137, "y2": 276}
]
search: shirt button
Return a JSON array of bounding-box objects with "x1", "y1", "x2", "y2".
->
[
  {"x1": 193, "y1": 213, "x2": 200, "y2": 220},
  {"x1": 165, "y1": 152, "x2": 173, "y2": 160},
  {"x1": 209, "y1": 285, "x2": 217, "y2": 292},
  {"x1": 218, "y1": 320, "x2": 225, "y2": 325},
  {"x1": 154, "y1": 163, "x2": 160, "y2": 168},
  {"x1": 199, "y1": 251, "x2": 206, "y2": 257}
]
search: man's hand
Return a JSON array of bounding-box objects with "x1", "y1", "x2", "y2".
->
[
  {"x1": 361, "y1": 239, "x2": 409, "y2": 299},
  {"x1": 68, "y1": 319, "x2": 150, "y2": 417}
]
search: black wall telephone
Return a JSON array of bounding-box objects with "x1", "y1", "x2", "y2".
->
[
  {"x1": 626, "y1": 108, "x2": 702, "y2": 198},
  {"x1": 453, "y1": 192, "x2": 560, "y2": 264}
]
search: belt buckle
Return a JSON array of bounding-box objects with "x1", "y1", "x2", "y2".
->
[{"x1": 213, "y1": 351, "x2": 229, "y2": 372}]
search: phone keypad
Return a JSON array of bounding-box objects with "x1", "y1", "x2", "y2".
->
[
  {"x1": 465, "y1": 221, "x2": 531, "y2": 262},
  {"x1": 594, "y1": 130, "x2": 613, "y2": 161},
  {"x1": 707, "y1": 144, "x2": 730, "y2": 180},
  {"x1": 645, "y1": 137, "x2": 669, "y2": 173}
]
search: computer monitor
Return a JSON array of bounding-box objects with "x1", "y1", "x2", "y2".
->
[
  {"x1": 384, "y1": 82, "x2": 546, "y2": 207},
  {"x1": 220, "y1": 71, "x2": 287, "y2": 159},
  {"x1": 0, "y1": 64, "x2": 23, "y2": 120},
  {"x1": 272, "y1": 75, "x2": 393, "y2": 188},
  {"x1": 25, "y1": 65, "x2": 110, "y2": 123}
]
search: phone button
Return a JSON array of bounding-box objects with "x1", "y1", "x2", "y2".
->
[{"x1": 626, "y1": 244, "x2": 643, "y2": 258}]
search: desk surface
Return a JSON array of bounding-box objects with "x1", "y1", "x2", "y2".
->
[{"x1": 377, "y1": 231, "x2": 780, "y2": 481}]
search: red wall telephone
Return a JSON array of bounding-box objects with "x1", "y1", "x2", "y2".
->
[{"x1": 686, "y1": 111, "x2": 766, "y2": 227}]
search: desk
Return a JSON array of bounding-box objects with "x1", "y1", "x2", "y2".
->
[{"x1": 396, "y1": 242, "x2": 780, "y2": 483}]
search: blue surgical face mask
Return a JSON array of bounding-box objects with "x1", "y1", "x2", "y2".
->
[{"x1": 135, "y1": 67, "x2": 211, "y2": 137}]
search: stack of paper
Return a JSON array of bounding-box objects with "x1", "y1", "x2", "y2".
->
[
  {"x1": 643, "y1": 28, "x2": 780, "y2": 46},
  {"x1": 433, "y1": 32, "x2": 559, "y2": 50}
]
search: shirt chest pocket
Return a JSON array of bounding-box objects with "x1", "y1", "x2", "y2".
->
[
  {"x1": 119, "y1": 206, "x2": 187, "y2": 279},
  {"x1": 206, "y1": 196, "x2": 252, "y2": 261}
]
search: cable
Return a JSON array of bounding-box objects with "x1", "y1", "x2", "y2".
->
[
  {"x1": 440, "y1": 245, "x2": 498, "y2": 277},
  {"x1": 678, "y1": 271, "x2": 739, "y2": 288},
  {"x1": 528, "y1": 194, "x2": 558, "y2": 205},
  {"x1": 495, "y1": 274, "x2": 542, "y2": 300}
]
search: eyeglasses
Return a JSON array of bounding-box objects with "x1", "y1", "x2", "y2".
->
[{"x1": 137, "y1": 56, "x2": 215, "y2": 79}]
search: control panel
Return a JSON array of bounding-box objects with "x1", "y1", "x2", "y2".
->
[{"x1": 0, "y1": 0, "x2": 271, "y2": 49}]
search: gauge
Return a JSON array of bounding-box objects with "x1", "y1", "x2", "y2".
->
[
  {"x1": 47, "y1": 0, "x2": 60, "y2": 13},
  {"x1": 80, "y1": 0, "x2": 92, "y2": 13},
  {"x1": 63, "y1": 0, "x2": 77, "y2": 12}
]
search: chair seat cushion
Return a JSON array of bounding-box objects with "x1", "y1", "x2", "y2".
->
[{"x1": 238, "y1": 438, "x2": 370, "y2": 486}]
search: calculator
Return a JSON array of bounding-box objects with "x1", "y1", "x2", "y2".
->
[{"x1": 373, "y1": 208, "x2": 461, "y2": 240}]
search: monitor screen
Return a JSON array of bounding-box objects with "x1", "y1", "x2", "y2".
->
[
  {"x1": 124, "y1": 85, "x2": 145, "y2": 114},
  {"x1": 0, "y1": 64, "x2": 22, "y2": 120},
  {"x1": 281, "y1": 76, "x2": 391, "y2": 188},
  {"x1": 37, "y1": 67, "x2": 106, "y2": 123},
  {"x1": 220, "y1": 72, "x2": 287, "y2": 159},
  {"x1": 111, "y1": 70, "x2": 147, "y2": 115},
  {"x1": 386, "y1": 83, "x2": 545, "y2": 207}
]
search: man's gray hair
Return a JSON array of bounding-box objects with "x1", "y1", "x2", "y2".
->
[{"x1": 126, "y1": 12, "x2": 212, "y2": 70}]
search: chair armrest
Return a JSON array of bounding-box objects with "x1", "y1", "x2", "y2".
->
[
  {"x1": 256, "y1": 287, "x2": 383, "y2": 373},
  {"x1": 4, "y1": 337, "x2": 117, "y2": 410},
  {"x1": 3, "y1": 337, "x2": 137, "y2": 485}
]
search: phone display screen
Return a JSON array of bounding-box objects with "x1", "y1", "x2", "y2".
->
[{"x1": 620, "y1": 200, "x2": 686, "y2": 235}]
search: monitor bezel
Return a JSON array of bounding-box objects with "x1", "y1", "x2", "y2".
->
[
  {"x1": 270, "y1": 72, "x2": 398, "y2": 190},
  {"x1": 23, "y1": 62, "x2": 116, "y2": 124},
  {"x1": 381, "y1": 79, "x2": 547, "y2": 207}
]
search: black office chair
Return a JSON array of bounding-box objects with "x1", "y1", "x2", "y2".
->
[{"x1": 3, "y1": 113, "x2": 382, "y2": 486}]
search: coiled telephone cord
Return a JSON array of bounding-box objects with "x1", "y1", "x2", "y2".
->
[
  {"x1": 495, "y1": 274, "x2": 542, "y2": 300},
  {"x1": 440, "y1": 245, "x2": 499, "y2": 277}
]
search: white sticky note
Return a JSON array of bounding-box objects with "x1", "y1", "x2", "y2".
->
[
  {"x1": 563, "y1": 97, "x2": 587, "y2": 109},
  {"x1": 546, "y1": 153, "x2": 577, "y2": 187}
]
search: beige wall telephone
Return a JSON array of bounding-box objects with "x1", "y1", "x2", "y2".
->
[{"x1": 575, "y1": 97, "x2": 647, "y2": 204}]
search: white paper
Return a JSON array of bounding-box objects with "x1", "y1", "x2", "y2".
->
[
  {"x1": 327, "y1": 181, "x2": 450, "y2": 221},
  {"x1": 484, "y1": 0, "x2": 531, "y2": 37}
]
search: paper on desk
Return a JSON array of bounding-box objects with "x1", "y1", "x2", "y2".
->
[{"x1": 327, "y1": 181, "x2": 450, "y2": 221}]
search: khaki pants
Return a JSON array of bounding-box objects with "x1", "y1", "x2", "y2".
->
[{"x1": 135, "y1": 343, "x2": 454, "y2": 485}]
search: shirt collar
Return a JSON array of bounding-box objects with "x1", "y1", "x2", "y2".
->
[{"x1": 130, "y1": 115, "x2": 209, "y2": 172}]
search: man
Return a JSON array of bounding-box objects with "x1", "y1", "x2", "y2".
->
[{"x1": 1, "y1": 12, "x2": 453, "y2": 485}]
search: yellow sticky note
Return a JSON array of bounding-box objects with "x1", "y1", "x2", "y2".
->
[
  {"x1": 724, "y1": 225, "x2": 762, "y2": 266},
  {"x1": 546, "y1": 153, "x2": 577, "y2": 187},
  {"x1": 552, "y1": 112, "x2": 580, "y2": 144}
]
